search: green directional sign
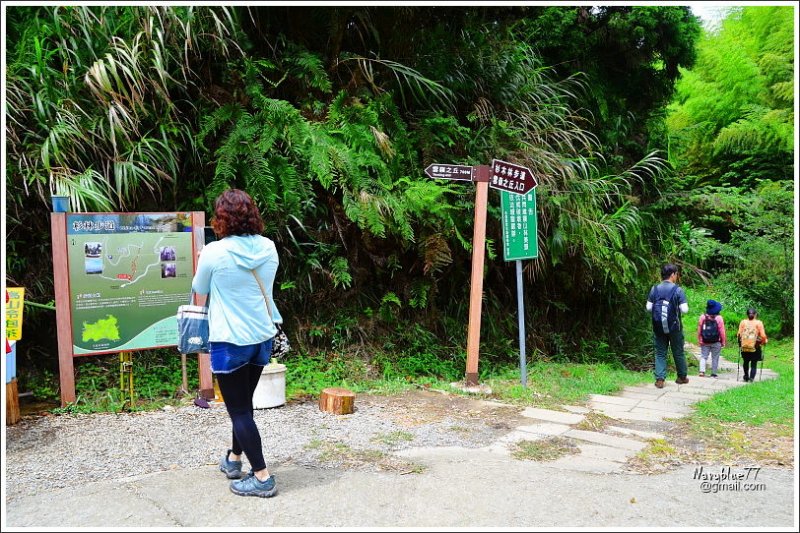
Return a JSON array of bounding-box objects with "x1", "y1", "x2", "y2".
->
[{"x1": 500, "y1": 189, "x2": 538, "y2": 261}]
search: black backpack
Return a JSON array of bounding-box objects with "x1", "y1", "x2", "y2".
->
[
  {"x1": 701, "y1": 314, "x2": 721, "y2": 343},
  {"x1": 651, "y1": 284, "x2": 681, "y2": 334}
]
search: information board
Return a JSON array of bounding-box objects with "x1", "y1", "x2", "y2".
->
[
  {"x1": 66, "y1": 213, "x2": 195, "y2": 355},
  {"x1": 500, "y1": 189, "x2": 538, "y2": 261}
]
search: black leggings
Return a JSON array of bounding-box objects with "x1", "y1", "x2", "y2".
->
[
  {"x1": 742, "y1": 349, "x2": 762, "y2": 380},
  {"x1": 216, "y1": 364, "x2": 266, "y2": 472}
]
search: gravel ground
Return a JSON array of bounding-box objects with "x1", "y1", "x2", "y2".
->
[{"x1": 5, "y1": 394, "x2": 510, "y2": 501}]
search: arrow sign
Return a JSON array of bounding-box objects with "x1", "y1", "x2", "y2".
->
[
  {"x1": 489, "y1": 159, "x2": 537, "y2": 195},
  {"x1": 424, "y1": 164, "x2": 474, "y2": 181}
]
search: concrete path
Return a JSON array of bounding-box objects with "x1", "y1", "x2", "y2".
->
[
  {"x1": 6, "y1": 452, "x2": 795, "y2": 528},
  {"x1": 480, "y1": 345, "x2": 779, "y2": 475}
]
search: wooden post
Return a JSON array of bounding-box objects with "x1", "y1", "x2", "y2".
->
[
  {"x1": 465, "y1": 167, "x2": 490, "y2": 386},
  {"x1": 180, "y1": 353, "x2": 189, "y2": 395},
  {"x1": 51, "y1": 213, "x2": 76, "y2": 406},
  {"x1": 119, "y1": 351, "x2": 135, "y2": 408},
  {"x1": 198, "y1": 354, "x2": 214, "y2": 399},
  {"x1": 6, "y1": 378, "x2": 21, "y2": 425},
  {"x1": 319, "y1": 387, "x2": 355, "y2": 415},
  {"x1": 192, "y1": 213, "x2": 214, "y2": 400}
]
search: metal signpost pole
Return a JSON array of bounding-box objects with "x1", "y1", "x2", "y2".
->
[{"x1": 516, "y1": 259, "x2": 527, "y2": 388}]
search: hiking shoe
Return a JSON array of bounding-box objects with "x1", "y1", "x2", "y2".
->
[
  {"x1": 711, "y1": 373, "x2": 718, "y2": 378},
  {"x1": 742, "y1": 376, "x2": 749, "y2": 382},
  {"x1": 219, "y1": 449, "x2": 242, "y2": 479},
  {"x1": 698, "y1": 372, "x2": 705, "y2": 377},
  {"x1": 230, "y1": 474, "x2": 277, "y2": 498},
  {"x1": 676, "y1": 376, "x2": 689, "y2": 385},
  {"x1": 655, "y1": 379, "x2": 665, "y2": 389}
]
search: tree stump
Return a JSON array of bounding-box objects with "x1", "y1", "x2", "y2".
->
[
  {"x1": 319, "y1": 387, "x2": 355, "y2": 415},
  {"x1": 6, "y1": 378, "x2": 20, "y2": 425}
]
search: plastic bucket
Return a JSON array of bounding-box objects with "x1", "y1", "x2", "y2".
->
[
  {"x1": 51, "y1": 195, "x2": 70, "y2": 213},
  {"x1": 253, "y1": 363, "x2": 286, "y2": 409}
]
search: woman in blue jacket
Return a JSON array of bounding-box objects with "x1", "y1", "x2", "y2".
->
[{"x1": 192, "y1": 189, "x2": 282, "y2": 498}]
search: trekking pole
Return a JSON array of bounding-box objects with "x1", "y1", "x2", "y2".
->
[
  {"x1": 736, "y1": 344, "x2": 741, "y2": 382},
  {"x1": 758, "y1": 344, "x2": 765, "y2": 381}
]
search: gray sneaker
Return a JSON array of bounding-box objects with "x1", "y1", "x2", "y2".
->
[
  {"x1": 230, "y1": 474, "x2": 278, "y2": 498},
  {"x1": 219, "y1": 449, "x2": 242, "y2": 479}
]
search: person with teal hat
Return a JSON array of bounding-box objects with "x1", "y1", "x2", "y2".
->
[{"x1": 697, "y1": 299, "x2": 726, "y2": 377}]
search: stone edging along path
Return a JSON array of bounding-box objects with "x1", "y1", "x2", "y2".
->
[{"x1": 439, "y1": 345, "x2": 779, "y2": 474}]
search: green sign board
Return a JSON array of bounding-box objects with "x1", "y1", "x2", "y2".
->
[
  {"x1": 500, "y1": 189, "x2": 538, "y2": 261},
  {"x1": 66, "y1": 213, "x2": 195, "y2": 355}
]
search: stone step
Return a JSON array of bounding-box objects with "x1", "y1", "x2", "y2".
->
[
  {"x1": 542, "y1": 454, "x2": 622, "y2": 474},
  {"x1": 574, "y1": 443, "x2": 636, "y2": 463},
  {"x1": 673, "y1": 386, "x2": 715, "y2": 396},
  {"x1": 563, "y1": 429, "x2": 647, "y2": 451},
  {"x1": 590, "y1": 407, "x2": 678, "y2": 423},
  {"x1": 629, "y1": 406, "x2": 688, "y2": 419},
  {"x1": 622, "y1": 386, "x2": 666, "y2": 396},
  {"x1": 633, "y1": 399, "x2": 693, "y2": 414},
  {"x1": 519, "y1": 407, "x2": 585, "y2": 425},
  {"x1": 588, "y1": 394, "x2": 641, "y2": 406},
  {"x1": 561, "y1": 405, "x2": 591, "y2": 414},
  {"x1": 643, "y1": 395, "x2": 696, "y2": 407},
  {"x1": 606, "y1": 425, "x2": 665, "y2": 441},
  {"x1": 619, "y1": 391, "x2": 659, "y2": 401},
  {"x1": 515, "y1": 423, "x2": 572, "y2": 437}
]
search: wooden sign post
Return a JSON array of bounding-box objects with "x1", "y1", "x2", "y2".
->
[
  {"x1": 465, "y1": 166, "x2": 489, "y2": 385},
  {"x1": 51, "y1": 213, "x2": 76, "y2": 406},
  {"x1": 425, "y1": 161, "x2": 536, "y2": 387}
]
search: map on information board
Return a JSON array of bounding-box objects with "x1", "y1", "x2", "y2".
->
[{"x1": 66, "y1": 213, "x2": 195, "y2": 355}]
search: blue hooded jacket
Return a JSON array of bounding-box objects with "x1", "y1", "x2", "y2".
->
[{"x1": 191, "y1": 234, "x2": 282, "y2": 345}]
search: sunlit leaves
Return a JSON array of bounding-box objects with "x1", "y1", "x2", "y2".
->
[{"x1": 666, "y1": 6, "x2": 794, "y2": 181}]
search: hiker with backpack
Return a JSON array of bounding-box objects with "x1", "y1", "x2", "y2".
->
[
  {"x1": 696, "y1": 299, "x2": 726, "y2": 378},
  {"x1": 737, "y1": 308, "x2": 768, "y2": 382},
  {"x1": 646, "y1": 264, "x2": 690, "y2": 389}
]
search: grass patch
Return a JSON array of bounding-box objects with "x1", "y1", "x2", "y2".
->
[
  {"x1": 370, "y1": 431, "x2": 415, "y2": 446},
  {"x1": 483, "y1": 363, "x2": 649, "y2": 409},
  {"x1": 628, "y1": 438, "x2": 691, "y2": 474},
  {"x1": 305, "y1": 439, "x2": 385, "y2": 463},
  {"x1": 512, "y1": 437, "x2": 580, "y2": 462},
  {"x1": 575, "y1": 412, "x2": 614, "y2": 432},
  {"x1": 304, "y1": 439, "x2": 426, "y2": 473},
  {"x1": 691, "y1": 337, "x2": 794, "y2": 427},
  {"x1": 24, "y1": 350, "x2": 199, "y2": 414},
  {"x1": 637, "y1": 438, "x2": 677, "y2": 458},
  {"x1": 290, "y1": 356, "x2": 653, "y2": 413}
]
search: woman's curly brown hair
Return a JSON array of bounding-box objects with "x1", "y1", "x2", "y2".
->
[{"x1": 211, "y1": 189, "x2": 264, "y2": 238}]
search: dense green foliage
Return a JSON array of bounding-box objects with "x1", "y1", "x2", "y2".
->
[
  {"x1": 665, "y1": 6, "x2": 794, "y2": 334},
  {"x1": 667, "y1": 7, "x2": 793, "y2": 184},
  {"x1": 6, "y1": 6, "x2": 791, "y2": 405},
  {"x1": 519, "y1": 6, "x2": 702, "y2": 168}
]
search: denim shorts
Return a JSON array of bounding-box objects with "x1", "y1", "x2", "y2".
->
[{"x1": 209, "y1": 338, "x2": 273, "y2": 374}]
